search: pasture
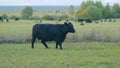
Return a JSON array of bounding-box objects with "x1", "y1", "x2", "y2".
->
[
  {"x1": 0, "y1": 19, "x2": 120, "y2": 68},
  {"x1": 0, "y1": 42, "x2": 120, "y2": 68},
  {"x1": 0, "y1": 9, "x2": 120, "y2": 67},
  {"x1": 0, "y1": 19, "x2": 120, "y2": 43}
]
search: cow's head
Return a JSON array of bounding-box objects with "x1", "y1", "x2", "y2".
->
[{"x1": 64, "y1": 22, "x2": 75, "y2": 33}]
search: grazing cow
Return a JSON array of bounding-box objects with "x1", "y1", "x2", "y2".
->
[
  {"x1": 78, "y1": 18, "x2": 92, "y2": 23},
  {"x1": 108, "y1": 19, "x2": 112, "y2": 22},
  {"x1": 104, "y1": 19, "x2": 107, "y2": 22},
  {"x1": 15, "y1": 17, "x2": 19, "y2": 21},
  {"x1": 31, "y1": 22, "x2": 75, "y2": 50},
  {"x1": 113, "y1": 19, "x2": 116, "y2": 22},
  {"x1": 78, "y1": 18, "x2": 84, "y2": 22},
  {"x1": 85, "y1": 19, "x2": 92, "y2": 23},
  {"x1": 6, "y1": 19, "x2": 9, "y2": 22},
  {"x1": 0, "y1": 16, "x2": 3, "y2": 22}
]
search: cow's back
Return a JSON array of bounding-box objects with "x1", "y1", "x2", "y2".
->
[
  {"x1": 33, "y1": 24, "x2": 56, "y2": 33},
  {"x1": 32, "y1": 24, "x2": 64, "y2": 41}
]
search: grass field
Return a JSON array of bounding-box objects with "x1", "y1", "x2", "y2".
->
[
  {"x1": 0, "y1": 10, "x2": 120, "y2": 67},
  {"x1": 0, "y1": 9, "x2": 68, "y2": 18},
  {"x1": 0, "y1": 19, "x2": 120, "y2": 43},
  {"x1": 0, "y1": 42, "x2": 120, "y2": 68}
]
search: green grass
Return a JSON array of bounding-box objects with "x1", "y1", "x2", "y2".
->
[
  {"x1": 0, "y1": 20, "x2": 120, "y2": 43},
  {"x1": 0, "y1": 9, "x2": 120, "y2": 68},
  {"x1": 0, "y1": 21, "x2": 33, "y2": 43},
  {"x1": 0, "y1": 9, "x2": 120, "y2": 42},
  {"x1": 0, "y1": 42, "x2": 120, "y2": 68}
]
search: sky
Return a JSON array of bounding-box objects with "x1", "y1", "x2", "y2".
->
[{"x1": 0, "y1": 0, "x2": 120, "y2": 6}]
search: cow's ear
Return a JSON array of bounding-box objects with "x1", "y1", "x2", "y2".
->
[{"x1": 64, "y1": 22, "x2": 68, "y2": 25}]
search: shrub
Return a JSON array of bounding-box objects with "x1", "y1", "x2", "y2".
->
[
  {"x1": 29, "y1": 16, "x2": 41, "y2": 20},
  {"x1": 2, "y1": 14, "x2": 8, "y2": 19},
  {"x1": 9, "y1": 16, "x2": 19, "y2": 19},
  {"x1": 42, "y1": 14, "x2": 69, "y2": 20},
  {"x1": 42, "y1": 15, "x2": 58, "y2": 20},
  {"x1": 21, "y1": 6, "x2": 33, "y2": 20},
  {"x1": 59, "y1": 14, "x2": 69, "y2": 20}
]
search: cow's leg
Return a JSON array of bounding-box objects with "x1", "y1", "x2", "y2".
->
[
  {"x1": 31, "y1": 36, "x2": 36, "y2": 48},
  {"x1": 41, "y1": 40, "x2": 48, "y2": 48},
  {"x1": 59, "y1": 43, "x2": 63, "y2": 50},
  {"x1": 56, "y1": 42, "x2": 59, "y2": 49},
  {"x1": 56, "y1": 41, "x2": 62, "y2": 50}
]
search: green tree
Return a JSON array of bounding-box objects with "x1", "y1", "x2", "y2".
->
[
  {"x1": 111, "y1": 3, "x2": 120, "y2": 18},
  {"x1": 75, "y1": 10, "x2": 87, "y2": 19},
  {"x1": 75, "y1": 1, "x2": 87, "y2": 19},
  {"x1": 59, "y1": 14, "x2": 69, "y2": 20},
  {"x1": 76, "y1": 1, "x2": 120, "y2": 20},
  {"x1": 85, "y1": 5, "x2": 102, "y2": 20},
  {"x1": 68, "y1": 5, "x2": 75, "y2": 19},
  {"x1": 21, "y1": 6, "x2": 33, "y2": 19},
  {"x1": 95, "y1": 1, "x2": 103, "y2": 8},
  {"x1": 2, "y1": 14, "x2": 8, "y2": 19},
  {"x1": 95, "y1": 1, "x2": 103, "y2": 18},
  {"x1": 75, "y1": 0, "x2": 99, "y2": 20},
  {"x1": 79, "y1": 1, "x2": 86, "y2": 11},
  {"x1": 80, "y1": 1, "x2": 94, "y2": 11},
  {"x1": 103, "y1": 3, "x2": 111, "y2": 19}
]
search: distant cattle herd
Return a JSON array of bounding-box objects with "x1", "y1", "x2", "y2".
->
[
  {"x1": 0, "y1": 16, "x2": 20, "y2": 22},
  {"x1": 78, "y1": 18, "x2": 92, "y2": 23},
  {"x1": 77, "y1": 18, "x2": 117, "y2": 25},
  {"x1": 0, "y1": 15, "x2": 118, "y2": 24}
]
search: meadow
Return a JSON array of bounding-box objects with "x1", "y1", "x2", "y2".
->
[
  {"x1": 0, "y1": 19, "x2": 120, "y2": 68},
  {"x1": 0, "y1": 9, "x2": 120, "y2": 67},
  {"x1": 0, "y1": 42, "x2": 120, "y2": 68},
  {"x1": 0, "y1": 19, "x2": 120, "y2": 43}
]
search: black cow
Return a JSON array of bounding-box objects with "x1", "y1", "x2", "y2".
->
[
  {"x1": 15, "y1": 17, "x2": 19, "y2": 21},
  {"x1": 78, "y1": 18, "x2": 84, "y2": 22},
  {"x1": 85, "y1": 19, "x2": 92, "y2": 23},
  {"x1": 31, "y1": 22, "x2": 75, "y2": 50},
  {"x1": 0, "y1": 16, "x2": 3, "y2": 22},
  {"x1": 78, "y1": 18, "x2": 92, "y2": 23},
  {"x1": 6, "y1": 19, "x2": 9, "y2": 22}
]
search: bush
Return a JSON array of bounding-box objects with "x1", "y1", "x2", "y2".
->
[
  {"x1": 9, "y1": 16, "x2": 19, "y2": 19},
  {"x1": 42, "y1": 15, "x2": 58, "y2": 20},
  {"x1": 42, "y1": 14, "x2": 69, "y2": 20},
  {"x1": 21, "y1": 6, "x2": 33, "y2": 20},
  {"x1": 29, "y1": 16, "x2": 41, "y2": 20},
  {"x1": 59, "y1": 14, "x2": 69, "y2": 20},
  {"x1": 2, "y1": 14, "x2": 8, "y2": 19}
]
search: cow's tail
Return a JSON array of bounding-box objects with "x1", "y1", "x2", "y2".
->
[{"x1": 31, "y1": 25, "x2": 37, "y2": 48}]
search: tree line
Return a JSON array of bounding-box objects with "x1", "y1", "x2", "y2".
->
[
  {"x1": 1, "y1": 6, "x2": 70, "y2": 21},
  {"x1": 75, "y1": 1, "x2": 120, "y2": 20},
  {"x1": 1, "y1": 1, "x2": 120, "y2": 22},
  {"x1": 21, "y1": 6, "x2": 71, "y2": 20}
]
